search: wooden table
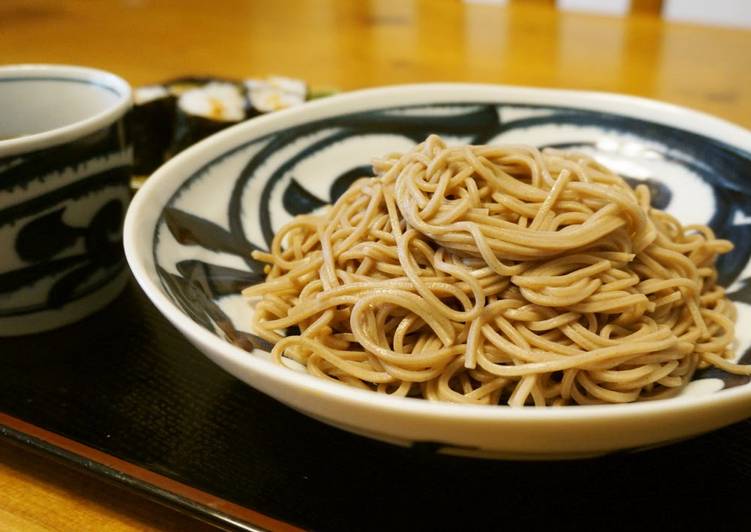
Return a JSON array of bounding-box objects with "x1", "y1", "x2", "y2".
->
[{"x1": 1, "y1": 0, "x2": 750, "y2": 529}]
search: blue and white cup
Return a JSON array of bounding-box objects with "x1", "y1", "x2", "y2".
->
[{"x1": 0, "y1": 65, "x2": 133, "y2": 336}]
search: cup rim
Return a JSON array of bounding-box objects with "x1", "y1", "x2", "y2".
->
[{"x1": 0, "y1": 64, "x2": 132, "y2": 157}]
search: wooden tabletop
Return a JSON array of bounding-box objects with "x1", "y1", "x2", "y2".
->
[{"x1": 2, "y1": 0, "x2": 751, "y2": 529}]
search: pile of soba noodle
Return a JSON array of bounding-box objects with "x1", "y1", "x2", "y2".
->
[{"x1": 243, "y1": 135, "x2": 749, "y2": 406}]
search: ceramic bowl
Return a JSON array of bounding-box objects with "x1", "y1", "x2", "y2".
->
[{"x1": 124, "y1": 84, "x2": 751, "y2": 459}]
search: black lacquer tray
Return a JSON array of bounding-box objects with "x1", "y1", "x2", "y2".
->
[{"x1": 2, "y1": 275, "x2": 751, "y2": 531}]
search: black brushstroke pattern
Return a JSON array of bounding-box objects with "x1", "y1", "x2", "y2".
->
[
  {"x1": 158, "y1": 265, "x2": 272, "y2": 352},
  {"x1": 728, "y1": 277, "x2": 751, "y2": 304},
  {"x1": 228, "y1": 132, "x2": 301, "y2": 268},
  {"x1": 0, "y1": 166, "x2": 130, "y2": 227},
  {"x1": 163, "y1": 207, "x2": 264, "y2": 273},
  {"x1": 330, "y1": 165, "x2": 374, "y2": 202},
  {"x1": 86, "y1": 200, "x2": 124, "y2": 267},
  {"x1": 1, "y1": 198, "x2": 126, "y2": 315},
  {"x1": 331, "y1": 104, "x2": 499, "y2": 138},
  {"x1": 175, "y1": 260, "x2": 264, "y2": 298},
  {"x1": 158, "y1": 265, "x2": 215, "y2": 331},
  {"x1": 0, "y1": 254, "x2": 88, "y2": 295},
  {"x1": 712, "y1": 197, "x2": 751, "y2": 287},
  {"x1": 15, "y1": 208, "x2": 82, "y2": 261},
  {"x1": 282, "y1": 178, "x2": 327, "y2": 215},
  {"x1": 47, "y1": 263, "x2": 101, "y2": 309},
  {"x1": 256, "y1": 131, "x2": 353, "y2": 246},
  {"x1": 44, "y1": 199, "x2": 124, "y2": 310},
  {"x1": 0, "y1": 122, "x2": 125, "y2": 192}
]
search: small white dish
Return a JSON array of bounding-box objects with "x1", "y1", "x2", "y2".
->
[{"x1": 124, "y1": 84, "x2": 751, "y2": 459}]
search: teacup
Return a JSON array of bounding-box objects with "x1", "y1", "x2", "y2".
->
[{"x1": 0, "y1": 64, "x2": 133, "y2": 336}]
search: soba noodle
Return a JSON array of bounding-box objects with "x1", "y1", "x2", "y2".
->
[{"x1": 243, "y1": 135, "x2": 749, "y2": 406}]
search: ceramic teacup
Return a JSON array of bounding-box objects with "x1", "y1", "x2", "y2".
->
[{"x1": 0, "y1": 64, "x2": 133, "y2": 336}]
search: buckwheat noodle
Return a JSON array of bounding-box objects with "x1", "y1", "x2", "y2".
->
[{"x1": 243, "y1": 135, "x2": 749, "y2": 406}]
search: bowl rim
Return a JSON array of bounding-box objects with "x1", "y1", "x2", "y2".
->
[
  {"x1": 0, "y1": 64, "x2": 132, "y2": 157},
  {"x1": 124, "y1": 82, "x2": 751, "y2": 423}
]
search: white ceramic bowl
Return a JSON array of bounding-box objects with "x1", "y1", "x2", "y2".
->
[{"x1": 124, "y1": 84, "x2": 751, "y2": 459}]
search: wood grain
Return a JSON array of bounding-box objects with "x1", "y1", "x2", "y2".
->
[
  {"x1": 2, "y1": 0, "x2": 750, "y2": 126},
  {"x1": 0, "y1": 0, "x2": 750, "y2": 529},
  {"x1": 0, "y1": 440, "x2": 219, "y2": 531}
]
